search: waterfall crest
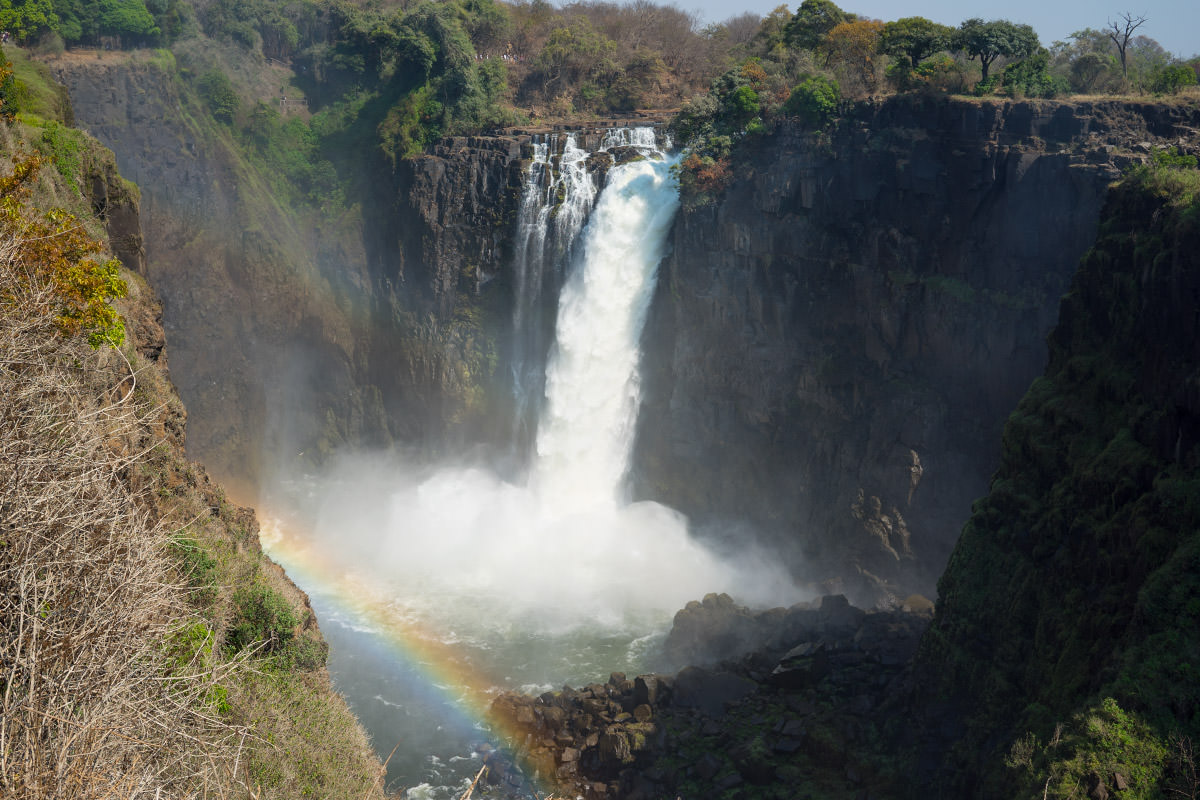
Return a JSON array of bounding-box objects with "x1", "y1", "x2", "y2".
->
[{"x1": 510, "y1": 134, "x2": 599, "y2": 449}]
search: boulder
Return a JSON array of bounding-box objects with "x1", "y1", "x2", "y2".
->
[{"x1": 672, "y1": 666, "x2": 757, "y2": 717}]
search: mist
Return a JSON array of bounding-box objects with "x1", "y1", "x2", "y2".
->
[{"x1": 281, "y1": 451, "x2": 799, "y2": 637}]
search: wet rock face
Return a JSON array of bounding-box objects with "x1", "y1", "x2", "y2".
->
[{"x1": 635, "y1": 96, "x2": 1200, "y2": 603}]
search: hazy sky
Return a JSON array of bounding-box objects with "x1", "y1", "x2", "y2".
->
[{"x1": 684, "y1": 1, "x2": 1200, "y2": 58}]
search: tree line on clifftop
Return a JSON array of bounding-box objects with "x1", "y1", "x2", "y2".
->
[{"x1": 0, "y1": 0, "x2": 1196, "y2": 219}]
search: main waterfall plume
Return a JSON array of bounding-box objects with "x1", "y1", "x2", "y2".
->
[{"x1": 533, "y1": 149, "x2": 680, "y2": 511}]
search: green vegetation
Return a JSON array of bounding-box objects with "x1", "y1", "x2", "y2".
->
[
  {"x1": 0, "y1": 97, "x2": 384, "y2": 797},
  {"x1": 913, "y1": 154, "x2": 1200, "y2": 797},
  {"x1": 958, "y1": 17, "x2": 1038, "y2": 82},
  {"x1": 0, "y1": 152, "x2": 126, "y2": 346},
  {"x1": 1150, "y1": 63, "x2": 1198, "y2": 95},
  {"x1": 668, "y1": 2, "x2": 1196, "y2": 205},
  {"x1": 1007, "y1": 699, "x2": 1171, "y2": 799},
  {"x1": 227, "y1": 581, "x2": 299, "y2": 654}
]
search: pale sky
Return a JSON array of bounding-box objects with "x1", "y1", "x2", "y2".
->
[{"x1": 684, "y1": 0, "x2": 1200, "y2": 59}]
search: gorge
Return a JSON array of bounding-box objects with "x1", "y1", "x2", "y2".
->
[
  {"x1": 53, "y1": 51, "x2": 1199, "y2": 601},
  {"x1": 15, "y1": 37, "x2": 1200, "y2": 800}
]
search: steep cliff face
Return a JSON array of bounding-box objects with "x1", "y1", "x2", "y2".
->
[
  {"x1": 1, "y1": 114, "x2": 385, "y2": 798},
  {"x1": 911, "y1": 159, "x2": 1200, "y2": 799},
  {"x1": 636, "y1": 97, "x2": 1200, "y2": 601},
  {"x1": 361, "y1": 134, "x2": 525, "y2": 448},
  {"x1": 51, "y1": 52, "x2": 366, "y2": 488}
]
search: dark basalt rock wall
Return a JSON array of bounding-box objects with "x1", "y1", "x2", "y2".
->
[
  {"x1": 362, "y1": 135, "x2": 527, "y2": 449},
  {"x1": 635, "y1": 96, "x2": 1200, "y2": 603}
]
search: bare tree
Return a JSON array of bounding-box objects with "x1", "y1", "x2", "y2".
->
[{"x1": 1107, "y1": 11, "x2": 1147, "y2": 80}]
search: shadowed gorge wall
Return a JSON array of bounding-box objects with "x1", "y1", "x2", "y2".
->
[
  {"x1": 908, "y1": 158, "x2": 1200, "y2": 799},
  {"x1": 635, "y1": 97, "x2": 1200, "y2": 601},
  {"x1": 51, "y1": 54, "x2": 526, "y2": 488}
]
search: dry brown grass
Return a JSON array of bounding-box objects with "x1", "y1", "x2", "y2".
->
[{"x1": 0, "y1": 240, "x2": 250, "y2": 798}]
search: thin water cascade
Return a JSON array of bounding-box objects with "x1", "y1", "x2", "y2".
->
[{"x1": 510, "y1": 134, "x2": 598, "y2": 451}]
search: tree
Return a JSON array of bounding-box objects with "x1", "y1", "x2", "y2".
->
[
  {"x1": 1070, "y1": 51, "x2": 1116, "y2": 93},
  {"x1": 958, "y1": 18, "x2": 1040, "y2": 82},
  {"x1": 1107, "y1": 12, "x2": 1147, "y2": 81},
  {"x1": 1049, "y1": 29, "x2": 1121, "y2": 93},
  {"x1": 784, "y1": 0, "x2": 851, "y2": 51},
  {"x1": 531, "y1": 19, "x2": 618, "y2": 92},
  {"x1": 1126, "y1": 34, "x2": 1170, "y2": 88},
  {"x1": 1149, "y1": 63, "x2": 1197, "y2": 95},
  {"x1": 783, "y1": 73, "x2": 839, "y2": 126},
  {"x1": 1003, "y1": 48, "x2": 1065, "y2": 97},
  {"x1": 0, "y1": 0, "x2": 58, "y2": 42},
  {"x1": 879, "y1": 16, "x2": 955, "y2": 67},
  {"x1": 97, "y1": 0, "x2": 160, "y2": 43},
  {"x1": 822, "y1": 19, "x2": 883, "y2": 95}
]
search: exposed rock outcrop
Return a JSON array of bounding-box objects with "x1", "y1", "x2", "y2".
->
[
  {"x1": 636, "y1": 96, "x2": 1200, "y2": 602},
  {"x1": 490, "y1": 595, "x2": 931, "y2": 800}
]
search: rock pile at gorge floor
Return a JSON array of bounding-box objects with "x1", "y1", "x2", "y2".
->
[{"x1": 488, "y1": 594, "x2": 931, "y2": 800}]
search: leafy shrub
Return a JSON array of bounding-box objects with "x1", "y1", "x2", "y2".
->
[
  {"x1": 170, "y1": 535, "x2": 220, "y2": 609},
  {"x1": 1151, "y1": 146, "x2": 1199, "y2": 170},
  {"x1": 0, "y1": 154, "x2": 127, "y2": 347},
  {"x1": 973, "y1": 73, "x2": 1001, "y2": 96},
  {"x1": 1003, "y1": 48, "x2": 1067, "y2": 98},
  {"x1": 37, "y1": 120, "x2": 86, "y2": 191},
  {"x1": 197, "y1": 68, "x2": 239, "y2": 123},
  {"x1": 1149, "y1": 63, "x2": 1198, "y2": 95},
  {"x1": 0, "y1": 51, "x2": 22, "y2": 119},
  {"x1": 675, "y1": 151, "x2": 731, "y2": 209},
  {"x1": 913, "y1": 53, "x2": 969, "y2": 93},
  {"x1": 226, "y1": 583, "x2": 299, "y2": 654},
  {"x1": 783, "y1": 74, "x2": 839, "y2": 127},
  {"x1": 1009, "y1": 699, "x2": 1170, "y2": 799}
]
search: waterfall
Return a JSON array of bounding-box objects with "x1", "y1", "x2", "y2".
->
[
  {"x1": 270, "y1": 125, "x2": 796, "y2": 796},
  {"x1": 532, "y1": 145, "x2": 679, "y2": 511},
  {"x1": 294, "y1": 126, "x2": 792, "y2": 628},
  {"x1": 286, "y1": 125, "x2": 796, "y2": 621}
]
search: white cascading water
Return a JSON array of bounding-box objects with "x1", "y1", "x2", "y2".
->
[{"x1": 305, "y1": 128, "x2": 793, "y2": 628}]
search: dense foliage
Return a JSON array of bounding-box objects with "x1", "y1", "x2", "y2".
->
[
  {"x1": 0, "y1": 151, "x2": 126, "y2": 347},
  {"x1": 914, "y1": 155, "x2": 1200, "y2": 798},
  {"x1": 667, "y1": 1, "x2": 1196, "y2": 207}
]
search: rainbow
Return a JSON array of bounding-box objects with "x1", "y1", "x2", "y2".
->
[{"x1": 257, "y1": 513, "x2": 559, "y2": 798}]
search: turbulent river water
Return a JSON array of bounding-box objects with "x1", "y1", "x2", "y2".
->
[{"x1": 261, "y1": 129, "x2": 797, "y2": 796}]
